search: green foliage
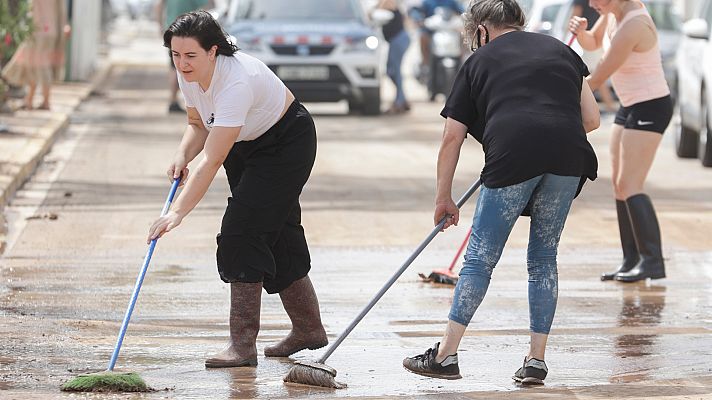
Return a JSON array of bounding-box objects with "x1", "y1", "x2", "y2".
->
[
  {"x1": 60, "y1": 372, "x2": 152, "y2": 393},
  {"x1": 0, "y1": 0, "x2": 33, "y2": 63}
]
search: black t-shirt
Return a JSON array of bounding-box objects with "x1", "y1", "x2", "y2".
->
[
  {"x1": 573, "y1": 0, "x2": 600, "y2": 27},
  {"x1": 383, "y1": 9, "x2": 405, "y2": 42},
  {"x1": 441, "y1": 31, "x2": 597, "y2": 196}
]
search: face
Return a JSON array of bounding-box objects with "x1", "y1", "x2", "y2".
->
[
  {"x1": 588, "y1": 0, "x2": 614, "y2": 14},
  {"x1": 170, "y1": 36, "x2": 217, "y2": 83}
]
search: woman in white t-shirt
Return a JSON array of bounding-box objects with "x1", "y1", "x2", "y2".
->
[{"x1": 147, "y1": 11, "x2": 328, "y2": 368}]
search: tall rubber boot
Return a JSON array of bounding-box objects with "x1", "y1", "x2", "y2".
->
[
  {"x1": 616, "y1": 194, "x2": 666, "y2": 282},
  {"x1": 264, "y1": 276, "x2": 328, "y2": 357},
  {"x1": 205, "y1": 282, "x2": 262, "y2": 368},
  {"x1": 601, "y1": 200, "x2": 640, "y2": 280}
]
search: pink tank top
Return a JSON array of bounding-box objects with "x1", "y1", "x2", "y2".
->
[{"x1": 602, "y1": 4, "x2": 670, "y2": 107}]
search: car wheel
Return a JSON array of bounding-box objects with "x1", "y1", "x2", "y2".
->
[
  {"x1": 700, "y1": 92, "x2": 712, "y2": 167},
  {"x1": 361, "y1": 87, "x2": 381, "y2": 116},
  {"x1": 675, "y1": 98, "x2": 699, "y2": 158},
  {"x1": 347, "y1": 98, "x2": 361, "y2": 114}
]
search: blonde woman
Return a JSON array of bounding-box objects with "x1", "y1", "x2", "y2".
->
[{"x1": 570, "y1": 0, "x2": 671, "y2": 283}]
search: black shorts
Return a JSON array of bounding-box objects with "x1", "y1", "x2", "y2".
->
[
  {"x1": 216, "y1": 101, "x2": 317, "y2": 294},
  {"x1": 614, "y1": 95, "x2": 673, "y2": 134}
]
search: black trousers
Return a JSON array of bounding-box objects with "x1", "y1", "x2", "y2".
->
[{"x1": 216, "y1": 100, "x2": 317, "y2": 294}]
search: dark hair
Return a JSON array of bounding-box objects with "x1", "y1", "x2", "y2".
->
[
  {"x1": 163, "y1": 10, "x2": 238, "y2": 56},
  {"x1": 464, "y1": 0, "x2": 525, "y2": 46}
]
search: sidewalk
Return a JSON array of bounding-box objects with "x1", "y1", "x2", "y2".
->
[{"x1": 0, "y1": 14, "x2": 162, "y2": 254}]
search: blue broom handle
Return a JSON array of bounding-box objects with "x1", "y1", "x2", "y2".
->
[
  {"x1": 108, "y1": 178, "x2": 181, "y2": 371},
  {"x1": 318, "y1": 178, "x2": 482, "y2": 364}
]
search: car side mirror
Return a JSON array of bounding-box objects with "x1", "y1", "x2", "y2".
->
[{"x1": 682, "y1": 18, "x2": 709, "y2": 40}]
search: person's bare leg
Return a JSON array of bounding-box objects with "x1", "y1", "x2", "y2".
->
[
  {"x1": 24, "y1": 83, "x2": 36, "y2": 109},
  {"x1": 39, "y1": 83, "x2": 50, "y2": 110},
  {"x1": 609, "y1": 124, "x2": 625, "y2": 200},
  {"x1": 528, "y1": 332, "x2": 548, "y2": 360},
  {"x1": 616, "y1": 129, "x2": 663, "y2": 200},
  {"x1": 435, "y1": 320, "x2": 466, "y2": 362}
]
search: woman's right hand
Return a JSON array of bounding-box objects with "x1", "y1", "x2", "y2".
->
[
  {"x1": 568, "y1": 16, "x2": 588, "y2": 35},
  {"x1": 167, "y1": 158, "x2": 189, "y2": 187},
  {"x1": 434, "y1": 199, "x2": 459, "y2": 231}
]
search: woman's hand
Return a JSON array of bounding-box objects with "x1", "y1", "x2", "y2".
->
[
  {"x1": 434, "y1": 199, "x2": 459, "y2": 231},
  {"x1": 568, "y1": 16, "x2": 588, "y2": 35},
  {"x1": 167, "y1": 157, "x2": 189, "y2": 187},
  {"x1": 147, "y1": 211, "x2": 183, "y2": 244}
]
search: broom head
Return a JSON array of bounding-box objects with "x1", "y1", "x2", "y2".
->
[
  {"x1": 60, "y1": 371, "x2": 151, "y2": 392},
  {"x1": 418, "y1": 269, "x2": 459, "y2": 285},
  {"x1": 283, "y1": 360, "x2": 347, "y2": 389}
]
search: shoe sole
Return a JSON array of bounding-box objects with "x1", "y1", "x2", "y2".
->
[
  {"x1": 615, "y1": 273, "x2": 666, "y2": 282},
  {"x1": 403, "y1": 365, "x2": 462, "y2": 380},
  {"x1": 205, "y1": 358, "x2": 258, "y2": 368},
  {"x1": 512, "y1": 376, "x2": 544, "y2": 385}
]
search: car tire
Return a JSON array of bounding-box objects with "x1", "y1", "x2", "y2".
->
[
  {"x1": 699, "y1": 91, "x2": 712, "y2": 167},
  {"x1": 675, "y1": 99, "x2": 699, "y2": 158},
  {"x1": 361, "y1": 87, "x2": 381, "y2": 116},
  {"x1": 347, "y1": 98, "x2": 361, "y2": 114}
]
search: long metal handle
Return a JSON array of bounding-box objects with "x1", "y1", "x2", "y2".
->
[
  {"x1": 318, "y1": 178, "x2": 482, "y2": 363},
  {"x1": 108, "y1": 178, "x2": 181, "y2": 371}
]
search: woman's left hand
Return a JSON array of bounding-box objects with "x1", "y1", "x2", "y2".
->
[{"x1": 147, "y1": 211, "x2": 183, "y2": 244}]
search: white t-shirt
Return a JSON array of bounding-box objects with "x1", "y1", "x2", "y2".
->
[{"x1": 177, "y1": 52, "x2": 287, "y2": 142}]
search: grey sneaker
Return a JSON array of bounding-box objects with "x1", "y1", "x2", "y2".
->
[
  {"x1": 512, "y1": 357, "x2": 548, "y2": 385},
  {"x1": 403, "y1": 342, "x2": 461, "y2": 379}
]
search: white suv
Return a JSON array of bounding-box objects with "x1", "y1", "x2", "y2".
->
[
  {"x1": 223, "y1": 0, "x2": 383, "y2": 115},
  {"x1": 676, "y1": 0, "x2": 712, "y2": 166}
]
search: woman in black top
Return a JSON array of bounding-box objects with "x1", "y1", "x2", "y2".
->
[{"x1": 403, "y1": 0, "x2": 600, "y2": 384}]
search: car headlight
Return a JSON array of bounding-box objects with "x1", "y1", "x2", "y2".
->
[{"x1": 343, "y1": 35, "x2": 379, "y2": 53}]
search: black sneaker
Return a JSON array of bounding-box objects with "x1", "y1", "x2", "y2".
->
[
  {"x1": 512, "y1": 357, "x2": 548, "y2": 385},
  {"x1": 403, "y1": 342, "x2": 461, "y2": 379}
]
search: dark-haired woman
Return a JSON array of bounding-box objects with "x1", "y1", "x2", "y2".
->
[
  {"x1": 147, "y1": 10, "x2": 328, "y2": 368},
  {"x1": 402, "y1": 0, "x2": 599, "y2": 385}
]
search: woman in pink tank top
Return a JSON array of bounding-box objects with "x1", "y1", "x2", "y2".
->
[{"x1": 568, "y1": 0, "x2": 671, "y2": 283}]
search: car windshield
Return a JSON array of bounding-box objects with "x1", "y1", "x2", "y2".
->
[
  {"x1": 231, "y1": 0, "x2": 359, "y2": 21},
  {"x1": 646, "y1": 1, "x2": 681, "y2": 31}
]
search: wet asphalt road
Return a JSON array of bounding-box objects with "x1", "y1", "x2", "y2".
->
[{"x1": 2, "y1": 18, "x2": 712, "y2": 400}]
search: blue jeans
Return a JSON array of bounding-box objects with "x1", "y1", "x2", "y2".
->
[
  {"x1": 448, "y1": 174, "x2": 580, "y2": 334},
  {"x1": 386, "y1": 30, "x2": 410, "y2": 107}
]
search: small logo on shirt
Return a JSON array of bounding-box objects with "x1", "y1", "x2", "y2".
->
[
  {"x1": 206, "y1": 113, "x2": 214, "y2": 128},
  {"x1": 637, "y1": 120, "x2": 654, "y2": 126}
]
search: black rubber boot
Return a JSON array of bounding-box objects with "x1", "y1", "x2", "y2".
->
[
  {"x1": 205, "y1": 282, "x2": 262, "y2": 368},
  {"x1": 616, "y1": 194, "x2": 666, "y2": 282},
  {"x1": 601, "y1": 200, "x2": 640, "y2": 281}
]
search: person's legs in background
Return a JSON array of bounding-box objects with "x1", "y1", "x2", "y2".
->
[
  {"x1": 385, "y1": 30, "x2": 411, "y2": 114},
  {"x1": 167, "y1": 50, "x2": 183, "y2": 113}
]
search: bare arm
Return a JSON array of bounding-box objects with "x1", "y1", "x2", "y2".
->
[
  {"x1": 580, "y1": 79, "x2": 600, "y2": 133},
  {"x1": 586, "y1": 18, "x2": 645, "y2": 90},
  {"x1": 435, "y1": 118, "x2": 467, "y2": 230},
  {"x1": 148, "y1": 125, "x2": 242, "y2": 242},
  {"x1": 177, "y1": 107, "x2": 210, "y2": 163},
  {"x1": 571, "y1": 13, "x2": 608, "y2": 51}
]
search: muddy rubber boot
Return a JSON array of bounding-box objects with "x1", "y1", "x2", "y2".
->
[
  {"x1": 264, "y1": 276, "x2": 328, "y2": 357},
  {"x1": 616, "y1": 194, "x2": 666, "y2": 283},
  {"x1": 205, "y1": 282, "x2": 262, "y2": 368},
  {"x1": 601, "y1": 200, "x2": 640, "y2": 281}
]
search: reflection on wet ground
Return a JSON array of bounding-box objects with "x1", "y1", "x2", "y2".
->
[{"x1": 2, "y1": 247, "x2": 712, "y2": 398}]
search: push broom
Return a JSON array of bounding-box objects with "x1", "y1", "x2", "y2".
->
[
  {"x1": 419, "y1": 226, "x2": 471, "y2": 285},
  {"x1": 283, "y1": 178, "x2": 481, "y2": 388},
  {"x1": 61, "y1": 178, "x2": 181, "y2": 392}
]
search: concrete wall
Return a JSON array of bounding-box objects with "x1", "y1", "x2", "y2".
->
[{"x1": 68, "y1": 0, "x2": 102, "y2": 81}]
